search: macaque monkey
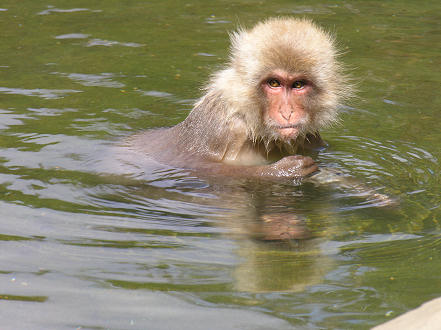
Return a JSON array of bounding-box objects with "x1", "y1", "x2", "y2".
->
[{"x1": 129, "y1": 18, "x2": 351, "y2": 180}]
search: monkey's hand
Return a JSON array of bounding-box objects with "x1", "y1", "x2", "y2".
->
[
  {"x1": 263, "y1": 155, "x2": 318, "y2": 178},
  {"x1": 193, "y1": 155, "x2": 318, "y2": 180}
]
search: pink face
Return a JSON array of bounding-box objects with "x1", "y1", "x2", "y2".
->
[{"x1": 261, "y1": 70, "x2": 312, "y2": 140}]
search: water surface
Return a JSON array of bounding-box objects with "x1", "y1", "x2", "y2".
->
[{"x1": 0, "y1": 1, "x2": 440, "y2": 329}]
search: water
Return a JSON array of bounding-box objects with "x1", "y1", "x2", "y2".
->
[{"x1": 1, "y1": 1, "x2": 440, "y2": 329}]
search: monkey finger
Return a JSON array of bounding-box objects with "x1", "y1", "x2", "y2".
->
[{"x1": 300, "y1": 162, "x2": 319, "y2": 177}]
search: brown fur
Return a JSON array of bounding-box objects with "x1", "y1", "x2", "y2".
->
[{"x1": 128, "y1": 17, "x2": 352, "y2": 179}]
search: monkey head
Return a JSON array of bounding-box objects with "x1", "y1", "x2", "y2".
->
[{"x1": 210, "y1": 18, "x2": 351, "y2": 147}]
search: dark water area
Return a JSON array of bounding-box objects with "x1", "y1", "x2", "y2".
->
[{"x1": 0, "y1": 1, "x2": 440, "y2": 329}]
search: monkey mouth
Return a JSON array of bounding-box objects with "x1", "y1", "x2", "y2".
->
[
  {"x1": 275, "y1": 124, "x2": 302, "y2": 129},
  {"x1": 265, "y1": 119, "x2": 305, "y2": 140},
  {"x1": 276, "y1": 125, "x2": 302, "y2": 139}
]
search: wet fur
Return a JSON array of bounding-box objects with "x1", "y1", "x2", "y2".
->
[{"x1": 129, "y1": 17, "x2": 351, "y2": 175}]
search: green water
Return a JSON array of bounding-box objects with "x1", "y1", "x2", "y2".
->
[{"x1": 0, "y1": 1, "x2": 440, "y2": 329}]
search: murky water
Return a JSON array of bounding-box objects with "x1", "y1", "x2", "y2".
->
[{"x1": 1, "y1": 1, "x2": 440, "y2": 329}]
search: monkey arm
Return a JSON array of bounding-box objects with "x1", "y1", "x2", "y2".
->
[{"x1": 196, "y1": 155, "x2": 318, "y2": 180}]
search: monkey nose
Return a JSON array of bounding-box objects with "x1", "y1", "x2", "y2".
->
[{"x1": 280, "y1": 109, "x2": 293, "y2": 122}]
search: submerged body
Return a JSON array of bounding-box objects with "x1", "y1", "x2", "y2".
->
[
  {"x1": 128, "y1": 18, "x2": 351, "y2": 180},
  {"x1": 129, "y1": 128, "x2": 324, "y2": 179}
]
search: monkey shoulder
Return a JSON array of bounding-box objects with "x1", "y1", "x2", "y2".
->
[{"x1": 127, "y1": 128, "x2": 179, "y2": 160}]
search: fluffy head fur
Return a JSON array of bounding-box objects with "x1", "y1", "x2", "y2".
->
[{"x1": 201, "y1": 17, "x2": 351, "y2": 144}]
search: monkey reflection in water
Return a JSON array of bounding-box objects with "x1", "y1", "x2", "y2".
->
[{"x1": 126, "y1": 18, "x2": 394, "y2": 243}]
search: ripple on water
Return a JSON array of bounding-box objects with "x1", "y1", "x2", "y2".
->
[
  {"x1": 322, "y1": 135, "x2": 438, "y2": 185},
  {"x1": 0, "y1": 87, "x2": 82, "y2": 99},
  {"x1": 54, "y1": 33, "x2": 90, "y2": 39},
  {"x1": 86, "y1": 38, "x2": 145, "y2": 48},
  {"x1": 54, "y1": 72, "x2": 125, "y2": 88},
  {"x1": 37, "y1": 6, "x2": 102, "y2": 15},
  {"x1": 0, "y1": 109, "x2": 29, "y2": 129},
  {"x1": 205, "y1": 16, "x2": 231, "y2": 24}
]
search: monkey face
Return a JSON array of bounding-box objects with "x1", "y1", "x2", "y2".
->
[{"x1": 261, "y1": 70, "x2": 313, "y2": 141}]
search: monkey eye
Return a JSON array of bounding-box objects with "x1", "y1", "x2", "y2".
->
[
  {"x1": 267, "y1": 79, "x2": 281, "y2": 88},
  {"x1": 292, "y1": 80, "x2": 306, "y2": 89}
]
